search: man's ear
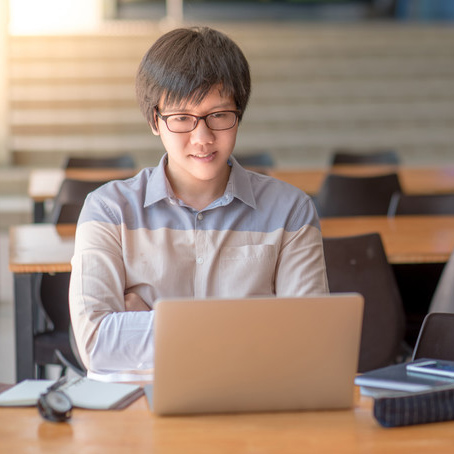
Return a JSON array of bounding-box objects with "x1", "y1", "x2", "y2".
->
[{"x1": 149, "y1": 120, "x2": 160, "y2": 136}]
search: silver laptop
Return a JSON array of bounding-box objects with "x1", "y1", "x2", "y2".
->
[{"x1": 151, "y1": 293, "x2": 364, "y2": 416}]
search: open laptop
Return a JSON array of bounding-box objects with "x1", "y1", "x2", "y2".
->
[{"x1": 151, "y1": 293, "x2": 364, "y2": 416}]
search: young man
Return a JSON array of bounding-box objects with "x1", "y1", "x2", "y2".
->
[{"x1": 69, "y1": 26, "x2": 329, "y2": 381}]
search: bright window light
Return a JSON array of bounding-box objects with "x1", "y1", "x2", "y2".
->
[{"x1": 9, "y1": 0, "x2": 103, "y2": 35}]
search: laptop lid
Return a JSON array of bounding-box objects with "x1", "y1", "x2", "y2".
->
[{"x1": 152, "y1": 293, "x2": 364, "y2": 416}]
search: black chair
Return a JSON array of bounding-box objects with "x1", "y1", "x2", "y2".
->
[
  {"x1": 64, "y1": 153, "x2": 135, "y2": 169},
  {"x1": 235, "y1": 151, "x2": 274, "y2": 168},
  {"x1": 388, "y1": 192, "x2": 454, "y2": 216},
  {"x1": 34, "y1": 273, "x2": 80, "y2": 378},
  {"x1": 323, "y1": 233, "x2": 406, "y2": 372},
  {"x1": 55, "y1": 325, "x2": 87, "y2": 377},
  {"x1": 412, "y1": 312, "x2": 454, "y2": 361},
  {"x1": 428, "y1": 249, "x2": 454, "y2": 314},
  {"x1": 34, "y1": 179, "x2": 104, "y2": 377},
  {"x1": 330, "y1": 149, "x2": 400, "y2": 166},
  {"x1": 315, "y1": 173, "x2": 402, "y2": 217},
  {"x1": 388, "y1": 193, "x2": 454, "y2": 346},
  {"x1": 47, "y1": 178, "x2": 105, "y2": 224}
]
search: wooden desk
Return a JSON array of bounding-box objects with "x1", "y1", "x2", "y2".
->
[
  {"x1": 29, "y1": 168, "x2": 137, "y2": 222},
  {"x1": 320, "y1": 216, "x2": 454, "y2": 265},
  {"x1": 270, "y1": 165, "x2": 454, "y2": 196},
  {"x1": 9, "y1": 224, "x2": 74, "y2": 381},
  {"x1": 1, "y1": 389, "x2": 454, "y2": 453}
]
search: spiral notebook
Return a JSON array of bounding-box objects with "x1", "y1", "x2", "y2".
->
[{"x1": 0, "y1": 377, "x2": 143, "y2": 410}]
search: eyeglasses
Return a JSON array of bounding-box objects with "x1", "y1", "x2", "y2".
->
[{"x1": 155, "y1": 107, "x2": 240, "y2": 133}]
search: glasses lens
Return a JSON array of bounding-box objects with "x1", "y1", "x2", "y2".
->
[
  {"x1": 206, "y1": 111, "x2": 237, "y2": 130},
  {"x1": 166, "y1": 115, "x2": 197, "y2": 133}
]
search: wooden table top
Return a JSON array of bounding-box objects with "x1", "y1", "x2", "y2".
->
[
  {"x1": 1, "y1": 388, "x2": 454, "y2": 454},
  {"x1": 320, "y1": 215, "x2": 454, "y2": 264},
  {"x1": 9, "y1": 224, "x2": 75, "y2": 273},
  {"x1": 269, "y1": 165, "x2": 454, "y2": 196},
  {"x1": 9, "y1": 216, "x2": 454, "y2": 274},
  {"x1": 28, "y1": 168, "x2": 138, "y2": 202}
]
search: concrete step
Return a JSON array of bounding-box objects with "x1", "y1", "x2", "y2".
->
[{"x1": 6, "y1": 21, "x2": 454, "y2": 168}]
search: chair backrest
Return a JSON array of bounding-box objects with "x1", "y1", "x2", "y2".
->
[
  {"x1": 49, "y1": 178, "x2": 105, "y2": 224},
  {"x1": 388, "y1": 192, "x2": 454, "y2": 216},
  {"x1": 330, "y1": 149, "x2": 400, "y2": 165},
  {"x1": 69, "y1": 324, "x2": 87, "y2": 373},
  {"x1": 412, "y1": 312, "x2": 454, "y2": 361},
  {"x1": 235, "y1": 151, "x2": 275, "y2": 168},
  {"x1": 323, "y1": 233, "x2": 406, "y2": 372},
  {"x1": 38, "y1": 272, "x2": 85, "y2": 375},
  {"x1": 39, "y1": 272, "x2": 72, "y2": 333},
  {"x1": 64, "y1": 153, "x2": 135, "y2": 169},
  {"x1": 428, "y1": 249, "x2": 454, "y2": 313},
  {"x1": 315, "y1": 173, "x2": 402, "y2": 217}
]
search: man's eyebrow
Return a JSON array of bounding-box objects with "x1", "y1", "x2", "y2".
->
[{"x1": 162, "y1": 103, "x2": 236, "y2": 114}]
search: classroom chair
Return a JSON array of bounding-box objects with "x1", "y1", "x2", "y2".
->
[
  {"x1": 314, "y1": 173, "x2": 402, "y2": 217},
  {"x1": 63, "y1": 153, "x2": 135, "y2": 169},
  {"x1": 323, "y1": 233, "x2": 406, "y2": 372},
  {"x1": 329, "y1": 149, "x2": 400, "y2": 166},
  {"x1": 34, "y1": 272, "x2": 79, "y2": 378},
  {"x1": 412, "y1": 312, "x2": 454, "y2": 361},
  {"x1": 388, "y1": 192, "x2": 454, "y2": 216},
  {"x1": 47, "y1": 178, "x2": 105, "y2": 224},
  {"x1": 55, "y1": 325, "x2": 87, "y2": 377},
  {"x1": 428, "y1": 248, "x2": 454, "y2": 314},
  {"x1": 235, "y1": 151, "x2": 275, "y2": 168},
  {"x1": 34, "y1": 179, "x2": 104, "y2": 377}
]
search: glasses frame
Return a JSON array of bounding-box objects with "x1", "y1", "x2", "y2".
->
[{"x1": 154, "y1": 107, "x2": 241, "y2": 133}]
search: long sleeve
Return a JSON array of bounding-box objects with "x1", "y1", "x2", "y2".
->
[{"x1": 69, "y1": 208, "x2": 155, "y2": 381}]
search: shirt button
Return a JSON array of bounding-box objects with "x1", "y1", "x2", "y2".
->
[
  {"x1": 196, "y1": 257, "x2": 204, "y2": 265},
  {"x1": 197, "y1": 213, "x2": 204, "y2": 221}
]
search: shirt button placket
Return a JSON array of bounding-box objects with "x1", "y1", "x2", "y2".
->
[
  {"x1": 195, "y1": 211, "x2": 204, "y2": 265},
  {"x1": 194, "y1": 211, "x2": 205, "y2": 296}
]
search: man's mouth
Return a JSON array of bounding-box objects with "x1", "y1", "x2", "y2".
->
[{"x1": 191, "y1": 152, "x2": 216, "y2": 159}]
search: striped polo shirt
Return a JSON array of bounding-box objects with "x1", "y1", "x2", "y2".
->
[{"x1": 69, "y1": 154, "x2": 329, "y2": 381}]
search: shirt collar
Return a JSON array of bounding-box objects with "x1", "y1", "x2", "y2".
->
[
  {"x1": 144, "y1": 154, "x2": 172, "y2": 207},
  {"x1": 226, "y1": 155, "x2": 257, "y2": 209},
  {"x1": 144, "y1": 154, "x2": 257, "y2": 210}
]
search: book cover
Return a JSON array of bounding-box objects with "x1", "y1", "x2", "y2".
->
[{"x1": 355, "y1": 359, "x2": 454, "y2": 397}]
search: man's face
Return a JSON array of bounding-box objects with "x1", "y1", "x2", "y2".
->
[{"x1": 152, "y1": 86, "x2": 239, "y2": 189}]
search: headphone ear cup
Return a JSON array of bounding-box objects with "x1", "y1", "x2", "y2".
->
[{"x1": 37, "y1": 390, "x2": 73, "y2": 422}]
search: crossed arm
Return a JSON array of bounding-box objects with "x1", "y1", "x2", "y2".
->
[{"x1": 124, "y1": 292, "x2": 152, "y2": 312}]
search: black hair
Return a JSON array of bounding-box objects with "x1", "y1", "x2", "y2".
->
[{"x1": 136, "y1": 26, "x2": 251, "y2": 129}]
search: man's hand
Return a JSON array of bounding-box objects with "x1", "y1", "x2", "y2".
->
[{"x1": 124, "y1": 292, "x2": 152, "y2": 312}]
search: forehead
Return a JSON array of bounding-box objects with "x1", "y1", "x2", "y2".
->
[{"x1": 160, "y1": 84, "x2": 235, "y2": 112}]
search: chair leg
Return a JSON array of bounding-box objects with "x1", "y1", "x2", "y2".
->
[
  {"x1": 36, "y1": 364, "x2": 46, "y2": 379},
  {"x1": 59, "y1": 366, "x2": 68, "y2": 378},
  {"x1": 36, "y1": 364, "x2": 67, "y2": 379}
]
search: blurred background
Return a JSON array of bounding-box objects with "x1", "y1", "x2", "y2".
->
[{"x1": 1, "y1": 0, "x2": 454, "y2": 382}]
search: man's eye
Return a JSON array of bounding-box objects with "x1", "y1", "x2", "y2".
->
[
  {"x1": 210, "y1": 112, "x2": 227, "y2": 119},
  {"x1": 173, "y1": 115, "x2": 192, "y2": 122}
]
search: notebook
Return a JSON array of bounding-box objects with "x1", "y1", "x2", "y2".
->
[
  {"x1": 0, "y1": 377, "x2": 143, "y2": 410},
  {"x1": 355, "y1": 359, "x2": 454, "y2": 398},
  {"x1": 151, "y1": 293, "x2": 364, "y2": 416}
]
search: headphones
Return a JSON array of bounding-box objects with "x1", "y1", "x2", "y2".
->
[{"x1": 37, "y1": 379, "x2": 73, "y2": 423}]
